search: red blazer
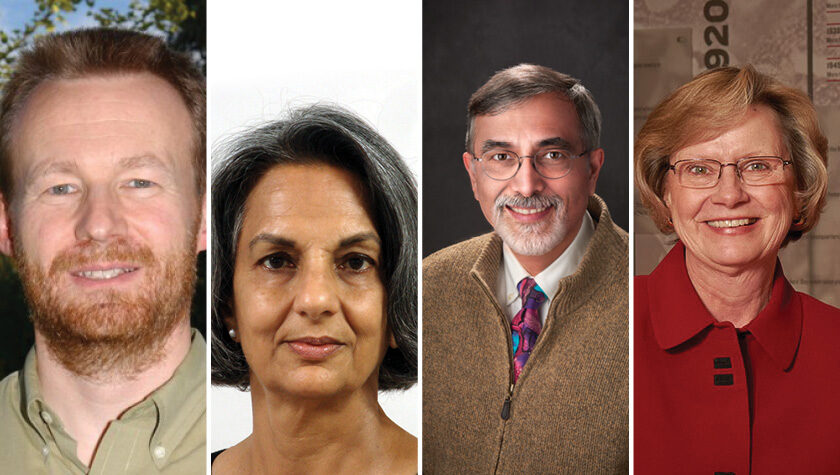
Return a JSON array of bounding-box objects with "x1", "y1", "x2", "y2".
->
[{"x1": 635, "y1": 242, "x2": 840, "y2": 474}]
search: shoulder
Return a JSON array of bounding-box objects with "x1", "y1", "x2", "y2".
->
[
  {"x1": 798, "y1": 292, "x2": 840, "y2": 325},
  {"x1": 211, "y1": 449, "x2": 226, "y2": 466},
  {"x1": 0, "y1": 369, "x2": 22, "y2": 421},
  {"x1": 588, "y1": 194, "x2": 628, "y2": 257},
  {"x1": 422, "y1": 232, "x2": 496, "y2": 278}
]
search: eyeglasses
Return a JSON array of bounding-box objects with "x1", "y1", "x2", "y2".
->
[
  {"x1": 668, "y1": 156, "x2": 792, "y2": 189},
  {"x1": 470, "y1": 149, "x2": 589, "y2": 180}
]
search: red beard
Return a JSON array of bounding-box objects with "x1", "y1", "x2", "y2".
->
[{"x1": 14, "y1": 236, "x2": 198, "y2": 379}]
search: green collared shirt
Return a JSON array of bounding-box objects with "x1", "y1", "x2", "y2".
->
[{"x1": 0, "y1": 331, "x2": 206, "y2": 474}]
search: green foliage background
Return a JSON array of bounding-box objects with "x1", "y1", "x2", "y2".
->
[{"x1": 0, "y1": 0, "x2": 206, "y2": 378}]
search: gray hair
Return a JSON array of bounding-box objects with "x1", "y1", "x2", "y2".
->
[
  {"x1": 465, "y1": 63, "x2": 602, "y2": 154},
  {"x1": 211, "y1": 104, "x2": 417, "y2": 391}
]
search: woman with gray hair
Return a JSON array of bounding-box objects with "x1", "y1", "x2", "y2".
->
[{"x1": 210, "y1": 105, "x2": 417, "y2": 473}]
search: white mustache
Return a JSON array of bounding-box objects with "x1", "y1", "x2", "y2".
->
[{"x1": 494, "y1": 193, "x2": 562, "y2": 213}]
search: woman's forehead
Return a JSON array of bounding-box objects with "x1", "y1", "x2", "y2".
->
[
  {"x1": 672, "y1": 105, "x2": 785, "y2": 160},
  {"x1": 240, "y1": 163, "x2": 378, "y2": 245}
]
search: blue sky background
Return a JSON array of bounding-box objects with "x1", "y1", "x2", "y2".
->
[{"x1": 0, "y1": 0, "x2": 132, "y2": 32}]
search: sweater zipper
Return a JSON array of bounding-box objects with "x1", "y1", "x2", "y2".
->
[
  {"x1": 501, "y1": 382, "x2": 514, "y2": 420},
  {"x1": 500, "y1": 305, "x2": 516, "y2": 421}
]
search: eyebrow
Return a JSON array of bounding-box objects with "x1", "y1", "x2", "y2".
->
[
  {"x1": 117, "y1": 154, "x2": 170, "y2": 171},
  {"x1": 480, "y1": 140, "x2": 513, "y2": 154},
  {"x1": 339, "y1": 232, "x2": 381, "y2": 248},
  {"x1": 26, "y1": 160, "x2": 78, "y2": 182},
  {"x1": 537, "y1": 137, "x2": 574, "y2": 149},
  {"x1": 248, "y1": 232, "x2": 381, "y2": 250},
  {"x1": 248, "y1": 234, "x2": 296, "y2": 250},
  {"x1": 479, "y1": 136, "x2": 575, "y2": 154},
  {"x1": 25, "y1": 154, "x2": 169, "y2": 183}
]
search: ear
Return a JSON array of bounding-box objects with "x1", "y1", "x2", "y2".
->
[
  {"x1": 389, "y1": 330, "x2": 398, "y2": 349},
  {"x1": 586, "y1": 148, "x2": 605, "y2": 195},
  {"x1": 463, "y1": 152, "x2": 480, "y2": 200},
  {"x1": 0, "y1": 194, "x2": 13, "y2": 257},
  {"x1": 791, "y1": 195, "x2": 806, "y2": 230},
  {"x1": 195, "y1": 194, "x2": 207, "y2": 253}
]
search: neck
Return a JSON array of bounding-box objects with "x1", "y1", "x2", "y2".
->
[
  {"x1": 685, "y1": 249, "x2": 777, "y2": 328},
  {"x1": 241, "y1": 377, "x2": 414, "y2": 475},
  {"x1": 35, "y1": 320, "x2": 192, "y2": 466}
]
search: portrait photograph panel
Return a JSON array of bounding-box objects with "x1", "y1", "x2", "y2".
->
[
  {"x1": 634, "y1": 0, "x2": 840, "y2": 472},
  {"x1": 208, "y1": 1, "x2": 420, "y2": 473}
]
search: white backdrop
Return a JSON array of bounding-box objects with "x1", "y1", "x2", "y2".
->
[{"x1": 207, "y1": 0, "x2": 421, "y2": 451}]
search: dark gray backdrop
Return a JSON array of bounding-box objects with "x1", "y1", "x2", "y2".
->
[{"x1": 423, "y1": 0, "x2": 629, "y2": 257}]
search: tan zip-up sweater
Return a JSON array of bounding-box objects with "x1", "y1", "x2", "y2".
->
[{"x1": 422, "y1": 195, "x2": 628, "y2": 474}]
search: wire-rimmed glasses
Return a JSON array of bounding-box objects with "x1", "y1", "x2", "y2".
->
[
  {"x1": 668, "y1": 156, "x2": 792, "y2": 189},
  {"x1": 470, "y1": 149, "x2": 589, "y2": 180}
]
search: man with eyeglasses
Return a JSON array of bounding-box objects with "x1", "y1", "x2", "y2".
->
[{"x1": 422, "y1": 64, "x2": 628, "y2": 473}]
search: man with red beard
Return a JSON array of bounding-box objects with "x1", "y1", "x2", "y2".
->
[
  {"x1": 423, "y1": 64, "x2": 628, "y2": 472},
  {"x1": 0, "y1": 29, "x2": 205, "y2": 473}
]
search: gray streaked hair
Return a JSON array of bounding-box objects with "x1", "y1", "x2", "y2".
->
[
  {"x1": 465, "y1": 63, "x2": 602, "y2": 154},
  {"x1": 211, "y1": 104, "x2": 417, "y2": 391}
]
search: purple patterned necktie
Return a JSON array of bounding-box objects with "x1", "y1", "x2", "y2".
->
[{"x1": 511, "y1": 277, "x2": 547, "y2": 382}]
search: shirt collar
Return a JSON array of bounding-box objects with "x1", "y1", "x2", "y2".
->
[
  {"x1": 648, "y1": 242, "x2": 801, "y2": 371},
  {"x1": 129, "y1": 330, "x2": 206, "y2": 465},
  {"x1": 19, "y1": 329, "x2": 206, "y2": 468},
  {"x1": 500, "y1": 210, "x2": 595, "y2": 305}
]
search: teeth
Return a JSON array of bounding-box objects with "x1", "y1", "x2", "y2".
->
[
  {"x1": 707, "y1": 218, "x2": 757, "y2": 228},
  {"x1": 76, "y1": 268, "x2": 135, "y2": 280},
  {"x1": 509, "y1": 206, "x2": 548, "y2": 215}
]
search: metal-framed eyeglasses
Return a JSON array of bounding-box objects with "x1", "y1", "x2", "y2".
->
[
  {"x1": 668, "y1": 156, "x2": 793, "y2": 189},
  {"x1": 470, "y1": 148, "x2": 589, "y2": 181}
]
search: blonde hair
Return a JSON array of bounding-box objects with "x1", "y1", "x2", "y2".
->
[{"x1": 635, "y1": 65, "x2": 827, "y2": 243}]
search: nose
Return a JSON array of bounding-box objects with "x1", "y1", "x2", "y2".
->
[
  {"x1": 508, "y1": 156, "x2": 545, "y2": 197},
  {"x1": 710, "y1": 165, "x2": 749, "y2": 207},
  {"x1": 74, "y1": 186, "x2": 128, "y2": 242},
  {"x1": 292, "y1": 260, "x2": 340, "y2": 320}
]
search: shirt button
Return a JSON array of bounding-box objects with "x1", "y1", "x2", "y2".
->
[
  {"x1": 40, "y1": 411, "x2": 53, "y2": 424},
  {"x1": 153, "y1": 445, "x2": 166, "y2": 459},
  {"x1": 41, "y1": 445, "x2": 49, "y2": 457}
]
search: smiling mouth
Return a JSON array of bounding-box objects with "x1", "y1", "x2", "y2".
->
[
  {"x1": 706, "y1": 218, "x2": 758, "y2": 228},
  {"x1": 508, "y1": 205, "x2": 551, "y2": 215},
  {"x1": 71, "y1": 267, "x2": 139, "y2": 280}
]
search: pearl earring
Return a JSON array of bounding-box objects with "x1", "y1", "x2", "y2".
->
[{"x1": 228, "y1": 328, "x2": 237, "y2": 339}]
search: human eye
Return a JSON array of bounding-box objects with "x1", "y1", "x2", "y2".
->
[
  {"x1": 486, "y1": 151, "x2": 513, "y2": 162},
  {"x1": 337, "y1": 253, "x2": 376, "y2": 273},
  {"x1": 742, "y1": 159, "x2": 771, "y2": 172},
  {"x1": 540, "y1": 149, "x2": 571, "y2": 162},
  {"x1": 259, "y1": 252, "x2": 295, "y2": 271},
  {"x1": 685, "y1": 163, "x2": 713, "y2": 176},
  {"x1": 46, "y1": 183, "x2": 79, "y2": 196},
  {"x1": 126, "y1": 178, "x2": 156, "y2": 189}
]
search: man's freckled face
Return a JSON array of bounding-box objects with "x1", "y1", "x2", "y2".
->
[{"x1": 5, "y1": 73, "x2": 202, "y2": 288}]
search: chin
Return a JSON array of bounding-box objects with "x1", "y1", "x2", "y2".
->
[
  {"x1": 279, "y1": 367, "x2": 351, "y2": 398},
  {"x1": 696, "y1": 246, "x2": 776, "y2": 269}
]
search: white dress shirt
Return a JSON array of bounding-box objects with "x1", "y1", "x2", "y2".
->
[{"x1": 496, "y1": 210, "x2": 595, "y2": 325}]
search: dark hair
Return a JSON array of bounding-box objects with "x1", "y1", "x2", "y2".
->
[
  {"x1": 211, "y1": 104, "x2": 417, "y2": 391},
  {"x1": 465, "y1": 63, "x2": 601, "y2": 154},
  {"x1": 0, "y1": 27, "x2": 206, "y2": 199}
]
